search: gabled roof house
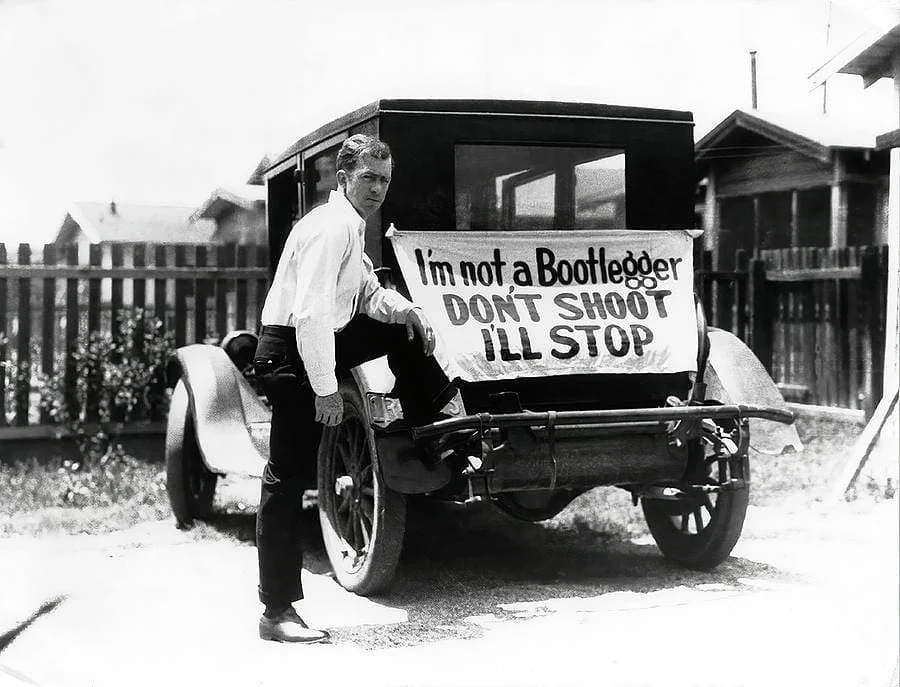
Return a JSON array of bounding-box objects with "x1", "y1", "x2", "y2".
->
[
  {"x1": 696, "y1": 108, "x2": 890, "y2": 269},
  {"x1": 55, "y1": 201, "x2": 215, "y2": 246},
  {"x1": 192, "y1": 184, "x2": 266, "y2": 244}
]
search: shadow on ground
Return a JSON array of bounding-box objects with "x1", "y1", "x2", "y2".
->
[
  {"x1": 331, "y1": 499, "x2": 796, "y2": 648},
  {"x1": 195, "y1": 497, "x2": 799, "y2": 649}
]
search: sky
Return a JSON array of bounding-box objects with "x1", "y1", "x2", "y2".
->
[{"x1": 0, "y1": 0, "x2": 898, "y2": 246}]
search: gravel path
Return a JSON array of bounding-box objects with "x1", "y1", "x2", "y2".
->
[{"x1": 0, "y1": 494, "x2": 897, "y2": 687}]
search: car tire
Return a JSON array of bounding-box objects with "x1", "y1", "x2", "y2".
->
[
  {"x1": 165, "y1": 380, "x2": 218, "y2": 528},
  {"x1": 317, "y1": 380, "x2": 406, "y2": 595},
  {"x1": 642, "y1": 449, "x2": 749, "y2": 570}
]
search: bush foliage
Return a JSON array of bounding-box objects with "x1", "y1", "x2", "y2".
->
[{"x1": 36, "y1": 309, "x2": 175, "y2": 464}]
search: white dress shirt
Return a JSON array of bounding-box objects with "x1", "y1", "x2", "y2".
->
[{"x1": 260, "y1": 190, "x2": 416, "y2": 396}]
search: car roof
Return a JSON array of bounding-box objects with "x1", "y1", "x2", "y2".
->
[{"x1": 267, "y1": 99, "x2": 694, "y2": 173}]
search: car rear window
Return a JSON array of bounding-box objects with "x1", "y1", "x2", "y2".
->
[{"x1": 454, "y1": 144, "x2": 626, "y2": 232}]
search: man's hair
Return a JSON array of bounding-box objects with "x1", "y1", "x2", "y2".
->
[{"x1": 336, "y1": 134, "x2": 392, "y2": 174}]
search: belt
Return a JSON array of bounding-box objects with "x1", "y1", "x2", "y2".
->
[
  {"x1": 260, "y1": 324, "x2": 296, "y2": 341},
  {"x1": 261, "y1": 324, "x2": 295, "y2": 334}
]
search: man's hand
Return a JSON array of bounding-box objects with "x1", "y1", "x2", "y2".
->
[
  {"x1": 315, "y1": 392, "x2": 343, "y2": 426},
  {"x1": 405, "y1": 308, "x2": 436, "y2": 356}
]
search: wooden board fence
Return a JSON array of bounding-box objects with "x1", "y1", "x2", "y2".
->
[
  {"x1": 0, "y1": 241, "x2": 269, "y2": 430},
  {"x1": 699, "y1": 245, "x2": 889, "y2": 415},
  {"x1": 0, "y1": 239, "x2": 890, "y2": 430}
]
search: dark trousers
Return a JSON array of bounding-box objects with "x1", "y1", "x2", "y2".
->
[{"x1": 254, "y1": 315, "x2": 454, "y2": 607}]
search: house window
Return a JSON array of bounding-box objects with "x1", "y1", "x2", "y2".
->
[
  {"x1": 454, "y1": 145, "x2": 626, "y2": 231},
  {"x1": 718, "y1": 196, "x2": 754, "y2": 269},
  {"x1": 757, "y1": 191, "x2": 791, "y2": 250},
  {"x1": 847, "y1": 183, "x2": 877, "y2": 246},
  {"x1": 797, "y1": 188, "x2": 830, "y2": 247}
]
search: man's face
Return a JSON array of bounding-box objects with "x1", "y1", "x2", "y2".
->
[{"x1": 338, "y1": 154, "x2": 392, "y2": 219}]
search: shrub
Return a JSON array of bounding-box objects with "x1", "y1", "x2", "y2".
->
[{"x1": 36, "y1": 308, "x2": 175, "y2": 465}]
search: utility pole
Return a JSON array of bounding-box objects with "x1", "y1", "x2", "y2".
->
[
  {"x1": 750, "y1": 50, "x2": 759, "y2": 109},
  {"x1": 823, "y1": 1, "x2": 833, "y2": 114}
]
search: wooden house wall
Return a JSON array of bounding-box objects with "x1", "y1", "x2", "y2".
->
[
  {"x1": 707, "y1": 141, "x2": 889, "y2": 270},
  {"x1": 212, "y1": 205, "x2": 266, "y2": 244},
  {"x1": 714, "y1": 150, "x2": 831, "y2": 198}
]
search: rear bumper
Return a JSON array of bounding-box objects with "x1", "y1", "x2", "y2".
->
[
  {"x1": 378, "y1": 403, "x2": 792, "y2": 495},
  {"x1": 404, "y1": 403, "x2": 791, "y2": 494},
  {"x1": 411, "y1": 403, "x2": 794, "y2": 440}
]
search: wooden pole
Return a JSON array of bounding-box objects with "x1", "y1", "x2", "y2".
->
[
  {"x1": 830, "y1": 156, "x2": 848, "y2": 248},
  {"x1": 827, "y1": 47, "x2": 900, "y2": 499},
  {"x1": 883, "y1": 51, "x2": 900, "y2": 393},
  {"x1": 827, "y1": 386, "x2": 898, "y2": 503},
  {"x1": 750, "y1": 257, "x2": 773, "y2": 372}
]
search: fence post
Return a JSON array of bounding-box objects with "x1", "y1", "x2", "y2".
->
[
  {"x1": 698, "y1": 249, "x2": 713, "y2": 325},
  {"x1": 132, "y1": 244, "x2": 146, "y2": 358},
  {"x1": 86, "y1": 244, "x2": 102, "y2": 422},
  {"x1": 0, "y1": 243, "x2": 7, "y2": 428},
  {"x1": 735, "y1": 249, "x2": 749, "y2": 341},
  {"x1": 87, "y1": 245, "x2": 101, "y2": 335},
  {"x1": 15, "y1": 244, "x2": 32, "y2": 426},
  {"x1": 64, "y1": 244, "x2": 79, "y2": 420},
  {"x1": 174, "y1": 245, "x2": 188, "y2": 347},
  {"x1": 255, "y1": 245, "x2": 269, "y2": 332},
  {"x1": 236, "y1": 245, "x2": 249, "y2": 331},
  {"x1": 111, "y1": 244, "x2": 125, "y2": 340},
  {"x1": 40, "y1": 244, "x2": 57, "y2": 423},
  {"x1": 750, "y1": 257, "x2": 773, "y2": 373},
  {"x1": 195, "y1": 245, "x2": 209, "y2": 342},
  {"x1": 215, "y1": 244, "x2": 231, "y2": 338},
  {"x1": 861, "y1": 246, "x2": 886, "y2": 417},
  {"x1": 153, "y1": 245, "x2": 167, "y2": 332}
]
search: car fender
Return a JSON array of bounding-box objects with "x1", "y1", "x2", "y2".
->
[
  {"x1": 705, "y1": 328, "x2": 803, "y2": 455},
  {"x1": 349, "y1": 355, "x2": 395, "y2": 395},
  {"x1": 349, "y1": 357, "x2": 452, "y2": 494},
  {"x1": 175, "y1": 344, "x2": 270, "y2": 477}
]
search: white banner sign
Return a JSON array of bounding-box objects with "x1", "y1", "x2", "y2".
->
[{"x1": 388, "y1": 228, "x2": 698, "y2": 382}]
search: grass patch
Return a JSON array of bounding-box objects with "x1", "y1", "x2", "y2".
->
[
  {"x1": 750, "y1": 417, "x2": 861, "y2": 505},
  {"x1": 548, "y1": 487, "x2": 649, "y2": 540},
  {"x1": 0, "y1": 415, "x2": 868, "y2": 539},
  {"x1": 0, "y1": 455, "x2": 170, "y2": 536}
]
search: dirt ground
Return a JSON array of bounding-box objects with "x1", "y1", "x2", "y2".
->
[{"x1": 0, "y1": 478, "x2": 897, "y2": 687}]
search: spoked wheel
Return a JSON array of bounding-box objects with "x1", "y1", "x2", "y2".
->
[
  {"x1": 642, "y1": 421, "x2": 750, "y2": 570},
  {"x1": 494, "y1": 489, "x2": 581, "y2": 522},
  {"x1": 317, "y1": 381, "x2": 406, "y2": 595},
  {"x1": 165, "y1": 380, "x2": 218, "y2": 528}
]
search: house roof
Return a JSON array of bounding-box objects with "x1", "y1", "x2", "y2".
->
[
  {"x1": 809, "y1": 19, "x2": 900, "y2": 89},
  {"x1": 61, "y1": 201, "x2": 216, "y2": 244},
  {"x1": 194, "y1": 185, "x2": 266, "y2": 220},
  {"x1": 808, "y1": 17, "x2": 900, "y2": 150},
  {"x1": 246, "y1": 155, "x2": 270, "y2": 185},
  {"x1": 695, "y1": 109, "x2": 882, "y2": 164}
]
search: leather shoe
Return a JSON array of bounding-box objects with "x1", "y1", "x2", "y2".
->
[{"x1": 259, "y1": 607, "x2": 330, "y2": 644}]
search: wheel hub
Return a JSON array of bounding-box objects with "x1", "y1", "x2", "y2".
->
[{"x1": 334, "y1": 474, "x2": 354, "y2": 498}]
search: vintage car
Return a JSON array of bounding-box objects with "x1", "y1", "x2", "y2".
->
[{"x1": 165, "y1": 99, "x2": 801, "y2": 595}]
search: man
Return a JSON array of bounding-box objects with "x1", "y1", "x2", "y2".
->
[{"x1": 253, "y1": 134, "x2": 457, "y2": 643}]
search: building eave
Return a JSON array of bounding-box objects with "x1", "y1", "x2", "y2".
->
[
  {"x1": 59, "y1": 204, "x2": 101, "y2": 243},
  {"x1": 696, "y1": 109, "x2": 832, "y2": 165},
  {"x1": 809, "y1": 21, "x2": 900, "y2": 90}
]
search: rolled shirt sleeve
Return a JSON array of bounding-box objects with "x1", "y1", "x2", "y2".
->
[
  {"x1": 263, "y1": 191, "x2": 418, "y2": 397},
  {"x1": 358, "y1": 253, "x2": 417, "y2": 324},
  {"x1": 291, "y1": 224, "x2": 347, "y2": 397}
]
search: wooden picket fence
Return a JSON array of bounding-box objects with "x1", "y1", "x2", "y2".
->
[
  {"x1": 0, "y1": 241, "x2": 270, "y2": 434},
  {"x1": 0, "y1": 240, "x2": 890, "y2": 435},
  {"x1": 696, "y1": 245, "x2": 889, "y2": 415}
]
